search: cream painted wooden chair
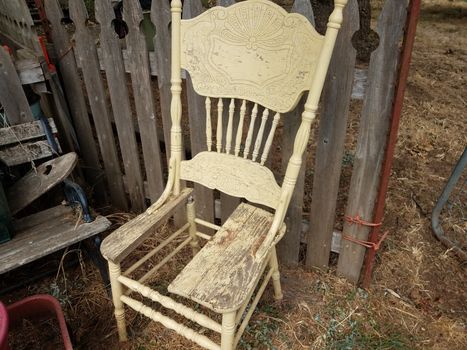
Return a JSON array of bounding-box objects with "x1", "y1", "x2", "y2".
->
[{"x1": 101, "y1": 0, "x2": 347, "y2": 348}]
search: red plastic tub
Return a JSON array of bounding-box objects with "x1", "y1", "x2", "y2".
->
[{"x1": 0, "y1": 295, "x2": 72, "y2": 349}]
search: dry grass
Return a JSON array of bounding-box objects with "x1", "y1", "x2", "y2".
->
[{"x1": 2, "y1": 1, "x2": 467, "y2": 349}]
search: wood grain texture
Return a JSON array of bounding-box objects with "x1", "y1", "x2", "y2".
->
[
  {"x1": 0, "y1": 205, "x2": 110, "y2": 274},
  {"x1": 124, "y1": 0, "x2": 164, "y2": 203},
  {"x1": 69, "y1": 0, "x2": 128, "y2": 210},
  {"x1": 0, "y1": 139, "x2": 57, "y2": 166},
  {"x1": 336, "y1": 0, "x2": 409, "y2": 283},
  {"x1": 95, "y1": 0, "x2": 145, "y2": 213},
  {"x1": 0, "y1": 46, "x2": 34, "y2": 125},
  {"x1": 306, "y1": 0, "x2": 358, "y2": 269},
  {"x1": 7, "y1": 153, "x2": 77, "y2": 215},
  {"x1": 44, "y1": 0, "x2": 103, "y2": 199},
  {"x1": 0, "y1": 118, "x2": 56, "y2": 146},
  {"x1": 180, "y1": 152, "x2": 281, "y2": 209},
  {"x1": 180, "y1": 0, "x2": 323, "y2": 113},
  {"x1": 169, "y1": 202, "x2": 285, "y2": 312},
  {"x1": 101, "y1": 188, "x2": 193, "y2": 263},
  {"x1": 276, "y1": 0, "x2": 314, "y2": 265},
  {"x1": 183, "y1": 0, "x2": 215, "y2": 227},
  {"x1": 152, "y1": 0, "x2": 173, "y2": 159}
]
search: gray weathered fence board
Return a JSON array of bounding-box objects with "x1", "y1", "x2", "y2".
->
[
  {"x1": 276, "y1": 0, "x2": 315, "y2": 265},
  {"x1": 44, "y1": 0, "x2": 104, "y2": 199},
  {"x1": 306, "y1": 0, "x2": 359, "y2": 269},
  {"x1": 0, "y1": 46, "x2": 34, "y2": 125},
  {"x1": 0, "y1": 118, "x2": 56, "y2": 146},
  {"x1": 183, "y1": 0, "x2": 215, "y2": 227},
  {"x1": 336, "y1": 0, "x2": 409, "y2": 282},
  {"x1": 95, "y1": 0, "x2": 146, "y2": 213},
  {"x1": 69, "y1": 0, "x2": 128, "y2": 210},
  {"x1": 152, "y1": 0, "x2": 173, "y2": 160},
  {"x1": 124, "y1": 0, "x2": 164, "y2": 203}
]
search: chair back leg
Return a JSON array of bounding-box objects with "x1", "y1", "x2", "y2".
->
[
  {"x1": 109, "y1": 262, "x2": 128, "y2": 341},
  {"x1": 186, "y1": 197, "x2": 200, "y2": 255}
]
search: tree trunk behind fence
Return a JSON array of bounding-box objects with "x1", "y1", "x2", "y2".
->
[
  {"x1": 337, "y1": 0, "x2": 409, "y2": 283},
  {"x1": 306, "y1": 0, "x2": 359, "y2": 269}
]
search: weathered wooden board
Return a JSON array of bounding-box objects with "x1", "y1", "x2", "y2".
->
[
  {"x1": 0, "y1": 46, "x2": 34, "y2": 125},
  {"x1": 6, "y1": 153, "x2": 77, "y2": 215},
  {"x1": 101, "y1": 188, "x2": 193, "y2": 263},
  {"x1": 15, "y1": 58, "x2": 45, "y2": 84},
  {"x1": 169, "y1": 203, "x2": 285, "y2": 313},
  {"x1": 151, "y1": 0, "x2": 173, "y2": 158},
  {"x1": 69, "y1": 0, "x2": 128, "y2": 210},
  {"x1": 95, "y1": 0, "x2": 146, "y2": 213},
  {"x1": 44, "y1": 0, "x2": 104, "y2": 200},
  {"x1": 306, "y1": 0, "x2": 359, "y2": 269},
  {"x1": 0, "y1": 118, "x2": 56, "y2": 146},
  {"x1": 0, "y1": 205, "x2": 111, "y2": 274},
  {"x1": 183, "y1": 0, "x2": 215, "y2": 227},
  {"x1": 277, "y1": 0, "x2": 315, "y2": 266},
  {"x1": 124, "y1": 0, "x2": 164, "y2": 203},
  {"x1": 337, "y1": 0, "x2": 409, "y2": 283},
  {"x1": 0, "y1": 140, "x2": 57, "y2": 166}
]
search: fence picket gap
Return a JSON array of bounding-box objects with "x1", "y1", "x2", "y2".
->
[
  {"x1": 124, "y1": 0, "x2": 164, "y2": 203},
  {"x1": 69, "y1": 0, "x2": 128, "y2": 210},
  {"x1": 95, "y1": 0, "x2": 146, "y2": 212},
  {"x1": 336, "y1": 0, "x2": 410, "y2": 283},
  {"x1": 306, "y1": 0, "x2": 359, "y2": 269}
]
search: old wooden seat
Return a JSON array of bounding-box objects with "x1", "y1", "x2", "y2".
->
[
  {"x1": 168, "y1": 203, "x2": 286, "y2": 313},
  {"x1": 101, "y1": 0, "x2": 348, "y2": 349}
]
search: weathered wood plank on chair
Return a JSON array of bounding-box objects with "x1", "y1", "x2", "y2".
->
[
  {"x1": 69, "y1": 0, "x2": 128, "y2": 210},
  {"x1": 0, "y1": 205, "x2": 111, "y2": 274},
  {"x1": 101, "y1": 188, "x2": 193, "y2": 264},
  {"x1": 124, "y1": 0, "x2": 164, "y2": 203},
  {"x1": 95, "y1": 0, "x2": 146, "y2": 213},
  {"x1": 337, "y1": 0, "x2": 409, "y2": 283},
  {"x1": 306, "y1": 0, "x2": 359, "y2": 269}
]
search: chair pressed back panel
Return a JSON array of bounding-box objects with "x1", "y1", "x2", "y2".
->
[
  {"x1": 177, "y1": 0, "x2": 325, "y2": 210},
  {"x1": 102, "y1": 0, "x2": 348, "y2": 349}
]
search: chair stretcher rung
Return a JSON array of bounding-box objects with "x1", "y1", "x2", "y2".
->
[
  {"x1": 138, "y1": 236, "x2": 192, "y2": 284},
  {"x1": 121, "y1": 295, "x2": 221, "y2": 350},
  {"x1": 124, "y1": 222, "x2": 190, "y2": 276},
  {"x1": 118, "y1": 275, "x2": 222, "y2": 333},
  {"x1": 194, "y1": 218, "x2": 221, "y2": 231}
]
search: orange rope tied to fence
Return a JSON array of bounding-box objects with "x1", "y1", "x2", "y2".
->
[
  {"x1": 342, "y1": 231, "x2": 389, "y2": 251},
  {"x1": 345, "y1": 214, "x2": 382, "y2": 227}
]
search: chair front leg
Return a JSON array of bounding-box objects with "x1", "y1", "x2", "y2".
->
[
  {"x1": 269, "y1": 246, "x2": 283, "y2": 300},
  {"x1": 221, "y1": 311, "x2": 237, "y2": 350},
  {"x1": 108, "y1": 261, "x2": 128, "y2": 341}
]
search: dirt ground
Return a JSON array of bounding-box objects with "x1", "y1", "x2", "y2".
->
[{"x1": 2, "y1": 0, "x2": 466, "y2": 349}]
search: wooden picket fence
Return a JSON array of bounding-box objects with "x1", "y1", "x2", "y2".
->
[{"x1": 0, "y1": 0, "x2": 411, "y2": 284}]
